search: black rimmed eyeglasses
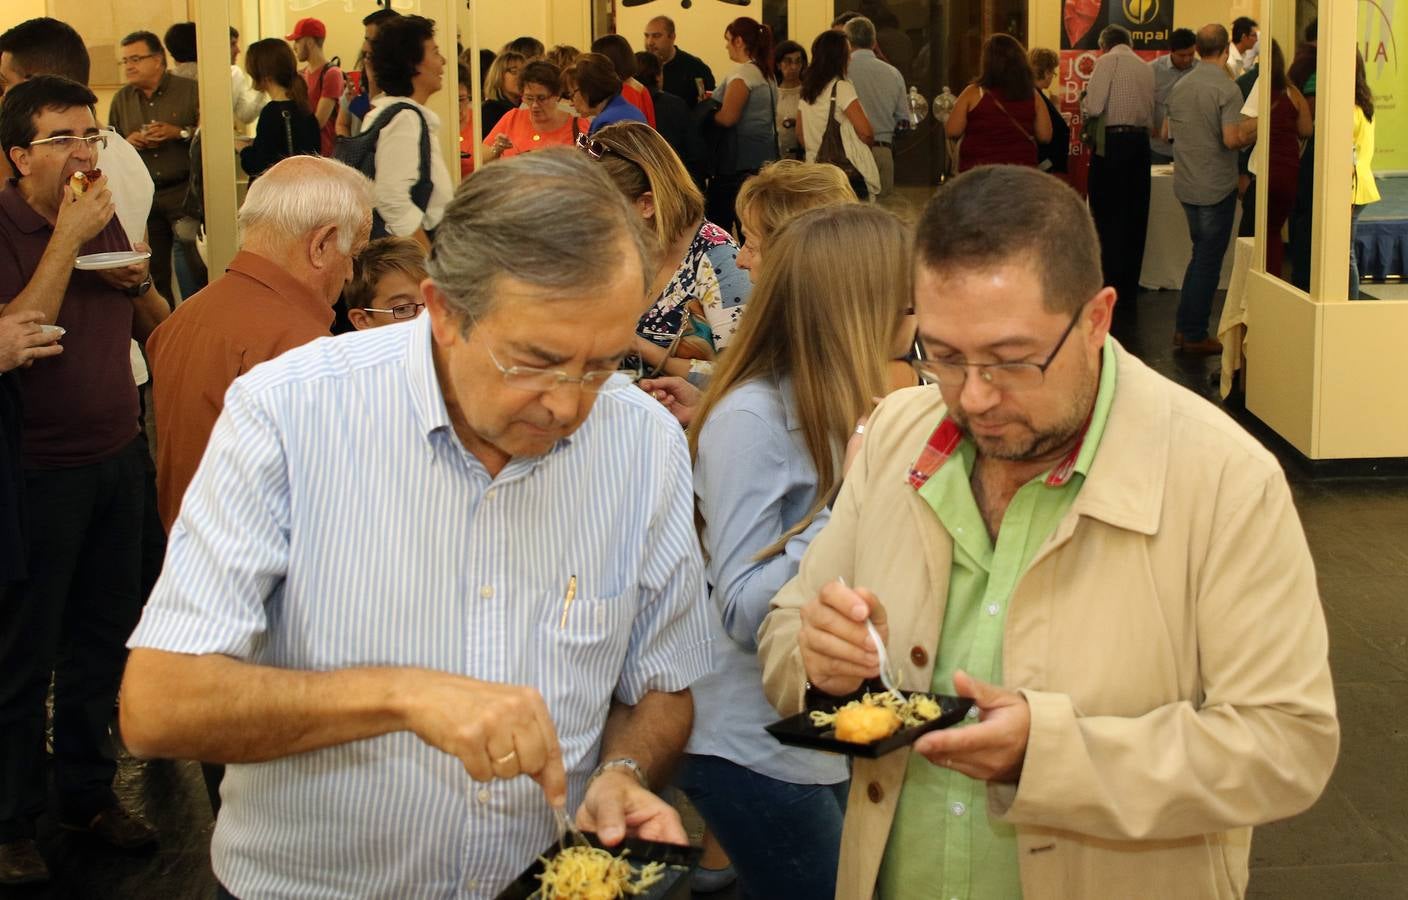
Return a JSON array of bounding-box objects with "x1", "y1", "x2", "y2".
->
[{"x1": 912, "y1": 305, "x2": 1085, "y2": 393}]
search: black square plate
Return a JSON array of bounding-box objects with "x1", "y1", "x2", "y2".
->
[
  {"x1": 765, "y1": 691, "x2": 975, "y2": 758},
  {"x1": 494, "y1": 834, "x2": 702, "y2": 900}
]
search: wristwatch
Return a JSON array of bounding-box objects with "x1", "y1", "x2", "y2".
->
[
  {"x1": 587, "y1": 757, "x2": 649, "y2": 790},
  {"x1": 179, "y1": 127, "x2": 192, "y2": 141},
  {"x1": 123, "y1": 276, "x2": 152, "y2": 298}
]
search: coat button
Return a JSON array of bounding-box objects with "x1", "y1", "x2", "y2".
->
[
  {"x1": 910, "y1": 646, "x2": 928, "y2": 667},
  {"x1": 867, "y1": 781, "x2": 884, "y2": 803}
]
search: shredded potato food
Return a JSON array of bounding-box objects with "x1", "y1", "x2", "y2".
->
[
  {"x1": 809, "y1": 691, "x2": 945, "y2": 732},
  {"x1": 534, "y1": 845, "x2": 667, "y2": 899}
]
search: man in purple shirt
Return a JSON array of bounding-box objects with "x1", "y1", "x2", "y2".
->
[{"x1": 0, "y1": 75, "x2": 168, "y2": 885}]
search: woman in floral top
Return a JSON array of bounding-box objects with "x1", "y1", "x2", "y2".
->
[{"x1": 582, "y1": 123, "x2": 751, "y2": 379}]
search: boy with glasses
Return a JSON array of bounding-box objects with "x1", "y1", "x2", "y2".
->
[{"x1": 345, "y1": 236, "x2": 429, "y2": 330}]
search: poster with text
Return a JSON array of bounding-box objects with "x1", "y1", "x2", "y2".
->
[
  {"x1": 1062, "y1": 0, "x2": 1177, "y2": 51},
  {"x1": 1361, "y1": 0, "x2": 1404, "y2": 172}
]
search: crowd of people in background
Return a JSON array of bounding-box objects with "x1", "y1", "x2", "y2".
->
[{"x1": 0, "y1": 6, "x2": 1364, "y2": 897}]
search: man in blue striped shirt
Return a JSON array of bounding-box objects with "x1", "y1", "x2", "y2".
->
[{"x1": 119, "y1": 149, "x2": 714, "y2": 898}]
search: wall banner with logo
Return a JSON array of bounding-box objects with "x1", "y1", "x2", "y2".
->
[
  {"x1": 1361, "y1": 0, "x2": 1404, "y2": 172},
  {"x1": 1057, "y1": 0, "x2": 1175, "y2": 195}
]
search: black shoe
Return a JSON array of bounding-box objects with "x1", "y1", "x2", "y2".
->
[
  {"x1": 0, "y1": 838, "x2": 50, "y2": 885},
  {"x1": 59, "y1": 805, "x2": 158, "y2": 850}
]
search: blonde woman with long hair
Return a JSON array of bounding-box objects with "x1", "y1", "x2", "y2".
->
[
  {"x1": 674, "y1": 204, "x2": 914, "y2": 900},
  {"x1": 584, "y1": 122, "x2": 751, "y2": 379},
  {"x1": 480, "y1": 49, "x2": 525, "y2": 132}
]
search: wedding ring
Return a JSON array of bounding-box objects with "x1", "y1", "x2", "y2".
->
[
  {"x1": 494, "y1": 750, "x2": 518, "y2": 766},
  {"x1": 854, "y1": 424, "x2": 866, "y2": 435}
]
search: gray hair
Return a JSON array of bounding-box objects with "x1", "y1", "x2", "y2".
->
[
  {"x1": 237, "y1": 156, "x2": 373, "y2": 253},
  {"x1": 843, "y1": 16, "x2": 877, "y2": 50},
  {"x1": 426, "y1": 148, "x2": 655, "y2": 328},
  {"x1": 1099, "y1": 25, "x2": 1132, "y2": 50}
]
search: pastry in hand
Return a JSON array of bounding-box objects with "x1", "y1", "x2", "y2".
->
[{"x1": 69, "y1": 168, "x2": 102, "y2": 195}]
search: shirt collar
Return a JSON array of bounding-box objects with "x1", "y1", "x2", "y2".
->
[
  {"x1": 226, "y1": 250, "x2": 335, "y2": 330},
  {"x1": 907, "y1": 337, "x2": 1118, "y2": 492},
  {"x1": 406, "y1": 312, "x2": 453, "y2": 442},
  {"x1": 402, "y1": 313, "x2": 577, "y2": 459},
  {"x1": 852, "y1": 49, "x2": 878, "y2": 61},
  {"x1": 0, "y1": 180, "x2": 52, "y2": 235}
]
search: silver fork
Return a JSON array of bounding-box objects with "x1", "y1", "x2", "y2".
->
[
  {"x1": 838, "y1": 577, "x2": 906, "y2": 704},
  {"x1": 553, "y1": 803, "x2": 591, "y2": 852}
]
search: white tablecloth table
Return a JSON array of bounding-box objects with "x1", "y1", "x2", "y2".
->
[{"x1": 1139, "y1": 165, "x2": 1241, "y2": 291}]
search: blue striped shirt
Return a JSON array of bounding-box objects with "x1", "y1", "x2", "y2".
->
[{"x1": 128, "y1": 313, "x2": 713, "y2": 899}]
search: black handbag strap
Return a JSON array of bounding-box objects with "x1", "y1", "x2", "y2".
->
[{"x1": 281, "y1": 108, "x2": 295, "y2": 157}]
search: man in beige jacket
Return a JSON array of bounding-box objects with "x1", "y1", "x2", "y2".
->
[{"x1": 757, "y1": 165, "x2": 1338, "y2": 900}]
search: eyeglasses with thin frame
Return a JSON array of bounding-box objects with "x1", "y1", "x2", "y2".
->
[
  {"x1": 521, "y1": 91, "x2": 555, "y2": 107},
  {"x1": 119, "y1": 53, "x2": 159, "y2": 66},
  {"x1": 479, "y1": 332, "x2": 641, "y2": 394},
  {"x1": 912, "y1": 304, "x2": 1085, "y2": 393},
  {"x1": 28, "y1": 133, "x2": 109, "y2": 152},
  {"x1": 363, "y1": 302, "x2": 425, "y2": 320}
]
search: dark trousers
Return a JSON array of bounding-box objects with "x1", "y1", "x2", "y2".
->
[
  {"x1": 0, "y1": 439, "x2": 145, "y2": 841},
  {"x1": 705, "y1": 170, "x2": 757, "y2": 237},
  {"x1": 147, "y1": 183, "x2": 188, "y2": 307},
  {"x1": 1175, "y1": 191, "x2": 1238, "y2": 343},
  {"x1": 676, "y1": 754, "x2": 847, "y2": 900},
  {"x1": 1087, "y1": 132, "x2": 1151, "y2": 337}
]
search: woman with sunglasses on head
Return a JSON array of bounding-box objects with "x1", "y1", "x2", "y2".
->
[
  {"x1": 480, "y1": 49, "x2": 525, "y2": 133},
  {"x1": 483, "y1": 61, "x2": 589, "y2": 162},
  {"x1": 582, "y1": 122, "x2": 750, "y2": 380},
  {"x1": 678, "y1": 204, "x2": 915, "y2": 900},
  {"x1": 567, "y1": 53, "x2": 647, "y2": 134}
]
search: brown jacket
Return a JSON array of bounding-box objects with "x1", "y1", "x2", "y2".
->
[{"x1": 758, "y1": 344, "x2": 1338, "y2": 899}]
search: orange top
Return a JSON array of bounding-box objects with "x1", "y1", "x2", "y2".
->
[
  {"x1": 484, "y1": 108, "x2": 589, "y2": 158},
  {"x1": 146, "y1": 251, "x2": 333, "y2": 530},
  {"x1": 621, "y1": 80, "x2": 657, "y2": 127}
]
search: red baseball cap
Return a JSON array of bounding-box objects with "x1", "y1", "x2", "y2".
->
[{"x1": 285, "y1": 18, "x2": 327, "y2": 41}]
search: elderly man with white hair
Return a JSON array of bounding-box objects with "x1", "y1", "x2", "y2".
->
[{"x1": 146, "y1": 154, "x2": 372, "y2": 535}]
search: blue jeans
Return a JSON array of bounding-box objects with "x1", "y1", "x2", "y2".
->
[
  {"x1": 1349, "y1": 204, "x2": 1366, "y2": 300},
  {"x1": 1176, "y1": 191, "x2": 1237, "y2": 342},
  {"x1": 675, "y1": 754, "x2": 848, "y2": 900}
]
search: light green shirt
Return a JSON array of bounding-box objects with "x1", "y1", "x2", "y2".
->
[{"x1": 878, "y1": 338, "x2": 1117, "y2": 900}]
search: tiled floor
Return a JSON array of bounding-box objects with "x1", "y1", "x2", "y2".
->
[{"x1": 5, "y1": 289, "x2": 1406, "y2": 900}]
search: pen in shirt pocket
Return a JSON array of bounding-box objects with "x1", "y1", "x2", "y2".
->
[{"x1": 558, "y1": 575, "x2": 578, "y2": 629}]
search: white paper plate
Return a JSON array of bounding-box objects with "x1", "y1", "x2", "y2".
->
[{"x1": 74, "y1": 250, "x2": 150, "y2": 271}]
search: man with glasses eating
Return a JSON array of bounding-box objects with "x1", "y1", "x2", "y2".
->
[
  {"x1": 0, "y1": 75, "x2": 169, "y2": 884},
  {"x1": 120, "y1": 149, "x2": 711, "y2": 898},
  {"x1": 757, "y1": 165, "x2": 1338, "y2": 899}
]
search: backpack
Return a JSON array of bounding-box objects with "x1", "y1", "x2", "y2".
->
[{"x1": 333, "y1": 101, "x2": 433, "y2": 239}]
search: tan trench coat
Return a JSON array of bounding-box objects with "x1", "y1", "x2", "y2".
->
[{"x1": 758, "y1": 345, "x2": 1339, "y2": 899}]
